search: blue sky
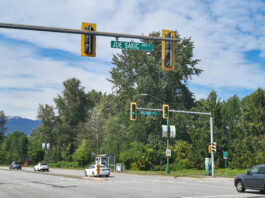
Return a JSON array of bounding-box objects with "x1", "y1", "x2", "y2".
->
[{"x1": 0, "y1": 0, "x2": 264, "y2": 119}]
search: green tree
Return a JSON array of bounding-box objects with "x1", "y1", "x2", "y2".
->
[
  {"x1": 2, "y1": 131, "x2": 28, "y2": 163},
  {"x1": 54, "y1": 78, "x2": 89, "y2": 161},
  {"x1": 27, "y1": 129, "x2": 44, "y2": 164},
  {"x1": 72, "y1": 140, "x2": 92, "y2": 167},
  {"x1": 0, "y1": 110, "x2": 6, "y2": 144},
  {"x1": 120, "y1": 142, "x2": 156, "y2": 170},
  {"x1": 107, "y1": 31, "x2": 201, "y2": 166},
  {"x1": 230, "y1": 88, "x2": 265, "y2": 168},
  {"x1": 171, "y1": 140, "x2": 192, "y2": 170}
]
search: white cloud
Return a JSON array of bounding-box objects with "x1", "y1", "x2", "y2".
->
[
  {"x1": 0, "y1": 41, "x2": 112, "y2": 119},
  {"x1": 0, "y1": 0, "x2": 265, "y2": 118}
]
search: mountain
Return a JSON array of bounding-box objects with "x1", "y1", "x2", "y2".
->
[{"x1": 5, "y1": 116, "x2": 41, "y2": 136}]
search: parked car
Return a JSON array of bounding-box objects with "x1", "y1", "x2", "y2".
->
[
  {"x1": 34, "y1": 162, "x2": 49, "y2": 172},
  {"x1": 9, "y1": 161, "x2": 21, "y2": 170},
  {"x1": 234, "y1": 164, "x2": 265, "y2": 192},
  {"x1": 85, "y1": 164, "x2": 110, "y2": 177}
]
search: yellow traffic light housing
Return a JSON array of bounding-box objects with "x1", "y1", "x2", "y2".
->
[
  {"x1": 163, "y1": 104, "x2": 169, "y2": 119},
  {"x1": 130, "y1": 102, "x2": 137, "y2": 121},
  {"x1": 81, "y1": 22, "x2": 96, "y2": 57},
  {"x1": 162, "y1": 30, "x2": 175, "y2": 71}
]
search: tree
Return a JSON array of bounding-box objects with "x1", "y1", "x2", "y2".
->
[
  {"x1": 171, "y1": 140, "x2": 192, "y2": 170},
  {"x1": 120, "y1": 142, "x2": 156, "y2": 170},
  {"x1": 0, "y1": 110, "x2": 6, "y2": 144},
  {"x1": 107, "y1": 31, "x2": 201, "y2": 165},
  {"x1": 27, "y1": 129, "x2": 44, "y2": 164},
  {"x1": 54, "y1": 78, "x2": 89, "y2": 160},
  {"x1": 37, "y1": 104, "x2": 56, "y2": 147},
  {"x1": 230, "y1": 88, "x2": 265, "y2": 168},
  {"x1": 72, "y1": 140, "x2": 92, "y2": 167},
  {"x1": 2, "y1": 131, "x2": 28, "y2": 163}
]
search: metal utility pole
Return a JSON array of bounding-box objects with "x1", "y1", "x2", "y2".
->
[
  {"x1": 166, "y1": 116, "x2": 170, "y2": 174},
  {"x1": 210, "y1": 114, "x2": 215, "y2": 177}
]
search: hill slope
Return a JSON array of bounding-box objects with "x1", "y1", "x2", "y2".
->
[{"x1": 5, "y1": 116, "x2": 41, "y2": 136}]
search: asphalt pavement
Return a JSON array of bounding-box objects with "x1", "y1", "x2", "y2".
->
[{"x1": 0, "y1": 166, "x2": 264, "y2": 198}]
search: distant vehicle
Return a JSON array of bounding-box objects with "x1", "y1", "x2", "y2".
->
[
  {"x1": 234, "y1": 164, "x2": 265, "y2": 192},
  {"x1": 9, "y1": 162, "x2": 21, "y2": 170},
  {"x1": 34, "y1": 162, "x2": 49, "y2": 172},
  {"x1": 85, "y1": 164, "x2": 110, "y2": 177}
]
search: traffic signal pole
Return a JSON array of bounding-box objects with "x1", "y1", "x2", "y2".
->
[
  {"x1": 166, "y1": 117, "x2": 170, "y2": 174},
  {"x1": 210, "y1": 114, "x2": 215, "y2": 177}
]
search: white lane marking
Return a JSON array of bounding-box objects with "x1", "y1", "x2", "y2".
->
[{"x1": 182, "y1": 194, "x2": 253, "y2": 198}]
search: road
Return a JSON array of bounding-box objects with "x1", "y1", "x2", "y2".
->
[{"x1": 0, "y1": 166, "x2": 264, "y2": 198}]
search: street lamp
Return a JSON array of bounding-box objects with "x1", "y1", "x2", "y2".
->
[{"x1": 141, "y1": 93, "x2": 171, "y2": 174}]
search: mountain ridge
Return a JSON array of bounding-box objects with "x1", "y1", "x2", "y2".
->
[{"x1": 5, "y1": 116, "x2": 41, "y2": 136}]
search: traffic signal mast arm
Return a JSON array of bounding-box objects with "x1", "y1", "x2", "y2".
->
[
  {"x1": 0, "y1": 22, "x2": 177, "y2": 42},
  {"x1": 136, "y1": 107, "x2": 211, "y2": 116},
  {"x1": 129, "y1": 104, "x2": 215, "y2": 177}
]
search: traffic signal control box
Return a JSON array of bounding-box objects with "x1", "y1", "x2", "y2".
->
[
  {"x1": 81, "y1": 22, "x2": 96, "y2": 57},
  {"x1": 162, "y1": 30, "x2": 175, "y2": 71}
]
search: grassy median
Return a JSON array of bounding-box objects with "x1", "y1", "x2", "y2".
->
[{"x1": 123, "y1": 168, "x2": 248, "y2": 178}]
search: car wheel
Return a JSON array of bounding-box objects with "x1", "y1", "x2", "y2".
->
[
  {"x1": 236, "y1": 180, "x2": 245, "y2": 192},
  {"x1": 106, "y1": 174, "x2": 109, "y2": 177}
]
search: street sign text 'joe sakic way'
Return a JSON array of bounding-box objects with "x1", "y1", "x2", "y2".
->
[{"x1": 111, "y1": 41, "x2": 153, "y2": 51}]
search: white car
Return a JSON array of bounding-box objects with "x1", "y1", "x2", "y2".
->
[
  {"x1": 85, "y1": 164, "x2": 110, "y2": 177},
  {"x1": 34, "y1": 162, "x2": 49, "y2": 172}
]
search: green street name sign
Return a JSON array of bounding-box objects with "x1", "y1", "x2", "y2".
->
[
  {"x1": 140, "y1": 111, "x2": 157, "y2": 116},
  {"x1": 111, "y1": 41, "x2": 153, "y2": 51}
]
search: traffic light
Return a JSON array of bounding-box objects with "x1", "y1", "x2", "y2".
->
[
  {"x1": 208, "y1": 145, "x2": 211, "y2": 154},
  {"x1": 212, "y1": 142, "x2": 216, "y2": 152},
  {"x1": 163, "y1": 104, "x2": 169, "y2": 119},
  {"x1": 81, "y1": 22, "x2": 96, "y2": 57},
  {"x1": 96, "y1": 164, "x2": 100, "y2": 175},
  {"x1": 130, "y1": 102, "x2": 137, "y2": 120},
  {"x1": 162, "y1": 30, "x2": 175, "y2": 71}
]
